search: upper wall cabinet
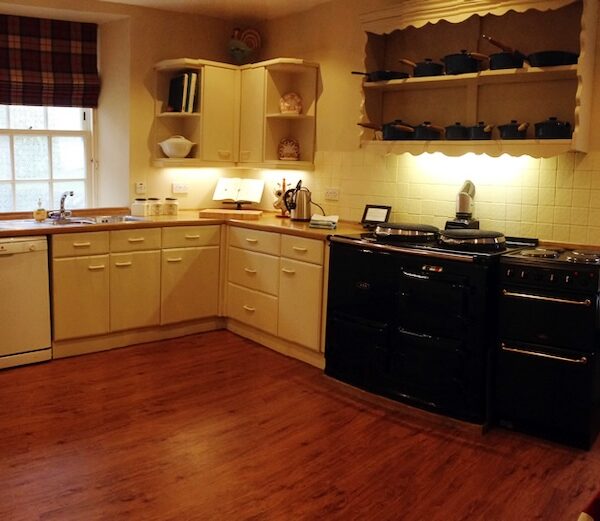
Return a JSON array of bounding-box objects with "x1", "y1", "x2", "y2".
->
[
  {"x1": 153, "y1": 57, "x2": 319, "y2": 169},
  {"x1": 357, "y1": 0, "x2": 597, "y2": 158}
]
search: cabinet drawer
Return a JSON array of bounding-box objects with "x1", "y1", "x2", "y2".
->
[
  {"x1": 110, "y1": 228, "x2": 161, "y2": 252},
  {"x1": 52, "y1": 232, "x2": 109, "y2": 258},
  {"x1": 281, "y1": 235, "x2": 324, "y2": 265},
  {"x1": 227, "y1": 282, "x2": 278, "y2": 336},
  {"x1": 162, "y1": 225, "x2": 220, "y2": 249},
  {"x1": 228, "y1": 247, "x2": 279, "y2": 296},
  {"x1": 228, "y1": 226, "x2": 280, "y2": 255}
]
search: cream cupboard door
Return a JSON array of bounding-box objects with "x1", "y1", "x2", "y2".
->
[
  {"x1": 110, "y1": 251, "x2": 161, "y2": 332},
  {"x1": 201, "y1": 65, "x2": 238, "y2": 162},
  {"x1": 278, "y1": 258, "x2": 323, "y2": 351},
  {"x1": 239, "y1": 67, "x2": 265, "y2": 163},
  {"x1": 161, "y1": 246, "x2": 220, "y2": 325},
  {"x1": 52, "y1": 255, "x2": 110, "y2": 341}
]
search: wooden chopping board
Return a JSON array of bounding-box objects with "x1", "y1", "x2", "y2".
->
[{"x1": 199, "y1": 209, "x2": 263, "y2": 220}]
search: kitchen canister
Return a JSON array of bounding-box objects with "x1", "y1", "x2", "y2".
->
[
  {"x1": 163, "y1": 197, "x2": 179, "y2": 216},
  {"x1": 148, "y1": 197, "x2": 162, "y2": 216},
  {"x1": 131, "y1": 198, "x2": 149, "y2": 217}
]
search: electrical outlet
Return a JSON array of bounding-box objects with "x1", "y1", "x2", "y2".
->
[
  {"x1": 325, "y1": 187, "x2": 340, "y2": 201},
  {"x1": 135, "y1": 182, "x2": 146, "y2": 194},
  {"x1": 172, "y1": 183, "x2": 189, "y2": 194}
]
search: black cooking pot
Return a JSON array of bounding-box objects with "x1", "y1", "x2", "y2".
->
[
  {"x1": 414, "y1": 121, "x2": 444, "y2": 140},
  {"x1": 442, "y1": 50, "x2": 488, "y2": 75},
  {"x1": 498, "y1": 120, "x2": 529, "y2": 140},
  {"x1": 534, "y1": 117, "x2": 572, "y2": 139},
  {"x1": 468, "y1": 122, "x2": 493, "y2": 140},
  {"x1": 489, "y1": 52, "x2": 525, "y2": 70},
  {"x1": 527, "y1": 51, "x2": 578, "y2": 67},
  {"x1": 357, "y1": 120, "x2": 414, "y2": 140},
  {"x1": 399, "y1": 58, "x2": 444, "y2": 77},
  {"x1": 351, "y1": 70, "x2": 409, "y2": 82},
  {"x1": 445, "y1": 122, "x2": 469, "y2": 140}
]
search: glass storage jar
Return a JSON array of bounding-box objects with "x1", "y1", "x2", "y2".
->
[
  {"x1": 131, "y1": 198, "x2": 149, "y2": 217},
  {"x1": 163, "y1": 197, "x2": 179, "y2": 216},
  {"x1": 148, "y1": 197, "x2": 162, "y2": 216}
]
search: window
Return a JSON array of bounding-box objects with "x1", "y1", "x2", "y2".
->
[{"x1": 0, "y1": 105, "x2": 92, "y2": 212}]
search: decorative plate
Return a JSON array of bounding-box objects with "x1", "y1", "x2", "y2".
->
[
  {"x1": 278, "y1": 138, "x2": 300, "y2": 161},
  {"x1": 239, "y1": 28, "x2": 261, "y2": 50},
  {"x1": 279, "y1": 92, "x2": 303, "y2": 114}
]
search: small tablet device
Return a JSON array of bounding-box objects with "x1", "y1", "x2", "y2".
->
[{"x1": 361, "y1": 204, "x2": 391, "y2": 229}]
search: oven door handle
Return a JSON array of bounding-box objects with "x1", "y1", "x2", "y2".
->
[
  {"x1": 501, "y1": 289, "x2": 592, "y2": 307},
  {"x1": 501, "y1": 343, "x2": 589, "y2": 365},
  {"x1": 402, "y1": 270, "x2": 429, "y2": 281}
]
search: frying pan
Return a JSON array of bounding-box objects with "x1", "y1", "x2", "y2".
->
[
  {"x1": 482, "y1": 34, "x2": 578, "y2": 68},
  {"x1": 351, "y1": 70, "x2": 409, "y2": 82}
]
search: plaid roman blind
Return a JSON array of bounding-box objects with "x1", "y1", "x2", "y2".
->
[{"x1": 0, "y1": 14, "x2": 100, "y2": 107}]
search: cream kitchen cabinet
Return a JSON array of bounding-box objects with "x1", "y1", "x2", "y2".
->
[
  {"x1": 226, "y1": 226, "x2": 326, "y2": 356},
  {"x1": 161, "y1": 225, "x2": 220, "y2": 325},
  {"x1": 358, "y1": 0, "x2": 597, "y2": 157},
  {"x1": 153, "y1": 59, "x2": 239, "y2": 166},
  {"x1": 278, "y1": 235, "x2": 324, "y2": 352},
  {"x1": 52, "y1": 232, "x2": 110, "y2": 341},
  {"x1": 109, "y1": 228, "x2": 161, "y2": 332}
]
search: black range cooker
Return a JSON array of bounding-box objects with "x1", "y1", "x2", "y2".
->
[
  {"x1": 496, "y1": 246, "x2": 600, "y2": 449},
  {"x1": 325, "y1": 223, "x2": 532, "y2": 424}
]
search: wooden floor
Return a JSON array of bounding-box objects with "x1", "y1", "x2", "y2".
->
[{"x1": 1, "y1": 330, "x2": 599, "y2": 520}]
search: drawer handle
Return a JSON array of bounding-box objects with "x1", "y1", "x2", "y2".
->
[
  {"x1": 501, "y1": 343, "x2": 588, "y2": 365},
  {"x1": 128, "y1": 237, "x2": 145, "y2": 243},
  {"x1": 185, "y1": 234, "x2": 200, "y2": 240},
  {"x1": 245, "y1": 238, "x2": 258, "y2": 244},
  {"x1": 167, "y1": 257, "x2": 183, "y2": 263},
  {"x1": 244, "y1": 267, "x2": 257, "y2": 274},
  {"x1": 292, "y1": 246, "x2": 308, "y2": 252},
  {"x1": 282, "y1": 268, "x2": 296, "y2": 274},
  {"x1": 115, "y1": 261, "x2": 132, "y2": 267},
  {"x1": 88, "y1": 264, "x2": 105, "y2": 271},
  {"x1": 73, "y1": 241, "x2": 91, "y2": 248},
  {"x1": 242, "y1": 305, "x2": 256, "y2": 312}
]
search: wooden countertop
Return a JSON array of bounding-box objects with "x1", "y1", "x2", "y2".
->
[{"x1": 0, "y1": 209, "x2": 363, "y2": 240}]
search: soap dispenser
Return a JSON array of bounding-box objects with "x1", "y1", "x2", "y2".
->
[{"x1": 33, "y1": 198, "x2": 46, "y2": 222}]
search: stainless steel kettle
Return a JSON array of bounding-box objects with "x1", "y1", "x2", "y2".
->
[{"x1": 284, "y1": 180, "x2": 312, "y2": 221}]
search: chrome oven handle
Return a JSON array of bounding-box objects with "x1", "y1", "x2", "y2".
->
[
  {"x1": 502, "y1": 289, "x2": 592, "y2": 307},
  {"x1": 402, "y1": 270, "x2": 429, "y2": 280},
  {"x1": 501, "y1": 343, "x2": 588, "y2": 365}
]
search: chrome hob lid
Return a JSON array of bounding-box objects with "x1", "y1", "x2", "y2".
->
[
  {"x1": 520, "y1": 247, "x2": 562, "y2": 259},
  {"x1": 440, "y1": 229, "x2": 506, "y2": 251}
]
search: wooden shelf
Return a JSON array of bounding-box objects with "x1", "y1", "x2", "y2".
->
[
  {"x1": 265, "y1": 113, "x2": 313, "y2": 120},
  {"x1": 360, "y1": 138, "x2": 573, "y2": 158},
  {"x1": 157, "y1": 112, "x2": 201, "y2": 118}
]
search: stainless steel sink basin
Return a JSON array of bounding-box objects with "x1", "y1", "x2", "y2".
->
[{"x1": 52, "y1": 215, "x2": 148, "y2": 225}]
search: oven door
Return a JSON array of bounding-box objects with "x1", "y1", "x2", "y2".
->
[
  {"x1": 499, "y1": 287, "x2": 598, "y2": 351},
  {"x1": 495, "y1": 341, "x2": 597, "y2": 448}
]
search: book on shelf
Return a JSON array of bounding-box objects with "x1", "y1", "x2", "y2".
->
[
  {"x1": 186, "y1": 72, "x2": 198, "y2": 112},
  {"x1": 212, "y1": 178, "x2": 264, "y2": 205},
  {"x1": 167, "y1": 73, "x2": 188, "y2": 112}
]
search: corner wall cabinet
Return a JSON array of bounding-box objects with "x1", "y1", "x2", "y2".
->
[
  {"x1": 153, "y1": 57, "x2": 319, "y2": 169},
  {"x1": 357, "y1": 0, "x2": 597, "y2": 157}
]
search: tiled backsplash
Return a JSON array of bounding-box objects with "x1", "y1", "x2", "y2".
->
[{"x1": 309, "y1": 149, "x2": 600, "y2": 246}]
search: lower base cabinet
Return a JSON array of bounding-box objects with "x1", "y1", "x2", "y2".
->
[{"x1": 227, "y1": 282, "x2": 278, "y2": 335}]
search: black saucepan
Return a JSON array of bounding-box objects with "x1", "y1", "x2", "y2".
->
[
  {"x1": 468, "y1": 122, "x2": 494, "y2": 140},
  {"x1": 482, "y1": 35, "x2": 526, "y2": 70},
  {"x1": 351, "y1": 70, "x2": 409, "y2": 82},
  {"x1": 398, "y1": 58, "x2": 444, "y2": 77},
  {"x1": 445, "y1": 122, "x2": 469, "y2": 140},
  {"x1": 527, "y1": 51, "x2": 578, "y2": 67},
  {"x1": 482, "y1": 34, "x2": 578, "y2": 67},
  {"x1": 498, "y1": 120, "x2": 529, "y2": 139},
  {"x1": 414, "y1": 121, "x2": 445, "y2": 140},
  {"x1": 442, "y1": 50, "x2": 488, "y2": 75},
  {"x1": 358, "y1": 120, "x2": 415, "y2": 140},
  {"x1": 534, "y1": 117, "x2": 572, "y2": 139}
]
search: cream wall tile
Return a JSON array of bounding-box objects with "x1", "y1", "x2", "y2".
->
[
  {"x1": 505, "y1": 222, "x2": 521, "y2": 236},
  {"x1": 408, "y1": 183, "x2": 424, "y2": 199},
  {"x1": 572, "y1": 207, "x2": 589, "y2": 226},
  {"x1": 552, "y1": 225, "x2": 570, "y2": 242},
  {"x1": 538, "y1": 187, "x2": 555, "y2": 205},
  {"x1": 536, "y1": 223, "x2": 553, "y2": 240},
  {"x1": 555, "y1": 189, "x2": 572, "y2": 206},
  {"x1": 478, "y1": 202, "x2": 505, "y2": 220},
  {"x1": 588, "y1": 227, "x2": 600, "y2": 245},
  {"x1": 590, "y1": 190, "x2": 600, "y2": 209},
  {"x1": 480, "y1": 219, "x2": 505, "y2": 233},
  {"x1": 591, "y1": 174, "x2": 600, "y2": 190},
  {"x1": 556, "y1": 169, "x2": 574, "y2": 188},
  {"x1": 521, "y1": 169, "x2": 539, "y2": 188},
  {"x1": 570, "y1": 226, "x2": 588, "y2": 243},
  {"x1": 574, "y1": 170, "x2": 592, "y2": 189},
  {"x1": 522, "y1": 187, "x2": 539, "y2": 205},
  {"x1": 407, "y1": 199, "x2": 421, "y2": 215},
  {"x1": 421, "y1": 199, "x2": 436, "y2": 215},
  {"x1": 557, "y1": 152, "x2": 575, "y2": 173},
  {"x1": 539, "y1": 170, "x2": 556, "y2": 188},
  {"x1": 506, "y1": 186, "x2": 522, "y2": 204},
  {"x1": 537, "y1": 206, "x2": 554, "y2": 224},
  {"x1": 520, "y1": 222, "x2": 537, "y2": 237},
  {"x1": 521, "y1": 205, "x2": 538, "y2": 222},
  {"x1": 505, "y1": 204, "x2": 521, "y2": 221},
  {"x1": 540, "y1": 156, "x2": 558, "y2": 171},
  {"x1": 589, "y1": 208, "x2": 600, "y2": 227},
  {"x1": 554, "y1": 206, "x2": 571, "y2": 224},
  {"x1": 572, "y1": 189, "x2": 591, "y2": 208}
]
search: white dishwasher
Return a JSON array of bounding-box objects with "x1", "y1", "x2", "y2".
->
[{"x1": 0, "y1": 236, "x2": 51, "y2": 369}]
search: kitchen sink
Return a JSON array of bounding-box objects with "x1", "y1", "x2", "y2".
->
[{"x1": 0, "y1": 215, "x2": 148, "y2": 227}]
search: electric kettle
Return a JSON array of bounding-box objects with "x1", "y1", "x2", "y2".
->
[{"x1": 284, "y1": 180, "x2": 312, "y2": 221}]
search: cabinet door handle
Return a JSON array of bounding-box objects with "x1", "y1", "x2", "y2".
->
[
  {"x1": 73, "y1": 241, "x2": 91, "y2": 248},
  {"x1": 501, "y1": 343, "x2": 588, "y2": 365},
  {"x1": 282, "y1": 268, "x2": 296, "y2": 274},
  {"x1": 242, "y1": 305, "x2": 256, "y2": 312},
  {"x1": 244, "y1": 267, "x2": 257, "y2": 274},
  {"x1": 240, "y1": 150, "x2": 250, "y2": 160},
  {"x1": 167, "y1": 257, "x2": 183, "y2": 263},
  {"x1": 218, "y1": 149, "x2": 232, "y2": 159},
  {"x1": 127, "y1": 237, "x2": 145, "y2": 243},
  {"x1": 185, "y1": 234, "x2": 200, "y2": 240},
  {"x1": 245, "y1": 238, "x2": 258, "y2": 244},
  {"x1": 88, "y1": 264, "x2": 105, "y2": 271},
  {"x1": 115, "y1": 261, "x2": 132, "y2": 267},
  {"x1": 292, "y1": 246, "x2": 308, "y2": 252}
]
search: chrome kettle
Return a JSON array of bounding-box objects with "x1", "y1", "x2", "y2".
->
[{"x1": 284, "y1": 180, "x2": 312, "y2": 221}]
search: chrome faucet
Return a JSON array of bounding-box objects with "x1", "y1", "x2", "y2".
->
[{"x1": 49, "y1": 191, "x2": 74, "y2": 223}]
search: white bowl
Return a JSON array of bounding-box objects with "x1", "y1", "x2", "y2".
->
[{"x1": 159, "y1": 135, "x2": 195, "y2": 158}]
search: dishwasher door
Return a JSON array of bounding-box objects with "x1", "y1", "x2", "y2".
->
[{"x1": 0, "y1": 236, "x2": 51, "y2": 367}]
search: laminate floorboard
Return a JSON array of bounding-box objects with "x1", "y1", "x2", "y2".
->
[{"x1": 0, "y1": 330, "x2": 598, "y2": 520}]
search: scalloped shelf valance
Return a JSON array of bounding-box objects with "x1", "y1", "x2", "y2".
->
[{"x1": 360, "y1": 0, "x2": 578, "y2": 33}]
